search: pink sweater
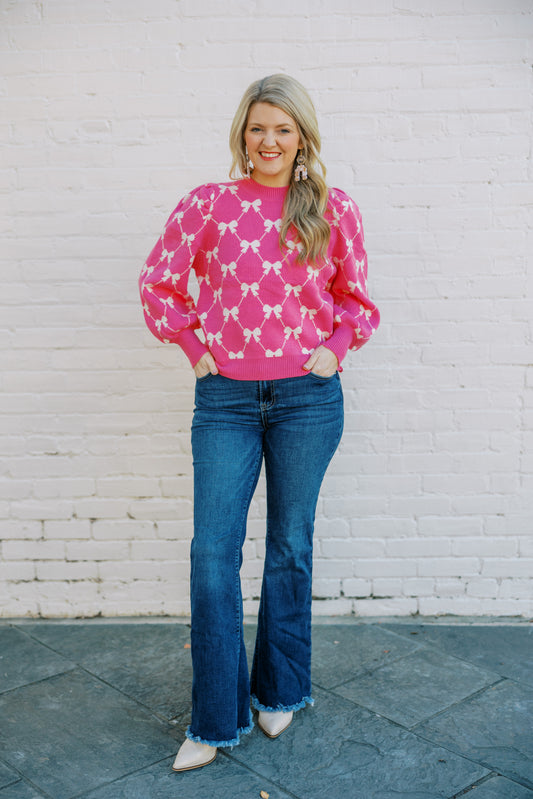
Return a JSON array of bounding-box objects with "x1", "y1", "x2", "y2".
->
[{"x1": 139, "y1": 178, "x2": 379, "y2": 380}]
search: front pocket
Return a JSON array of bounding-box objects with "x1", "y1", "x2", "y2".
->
[{"x1": 308, "y1": 371, "x2": 336, "y2": 381}]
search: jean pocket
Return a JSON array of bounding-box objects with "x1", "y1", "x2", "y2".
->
[
  {"x1": 308, "y1": 371, "x2": 336, "y2": 381},
  {"x1": 196, "y1": 372, "x2": 214, "y2": 382}
]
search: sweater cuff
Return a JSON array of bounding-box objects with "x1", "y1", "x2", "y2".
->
[
  {"x1": 323, "y1": 325, "x2": 354, "y2": 367},
  {"x1": 175, "y1": 328, "x2": 209, "y2": 368}
]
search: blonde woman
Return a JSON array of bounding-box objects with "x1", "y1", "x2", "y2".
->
[{"x1": 139, "y1": 74, "x2": 380, "y2": 772}]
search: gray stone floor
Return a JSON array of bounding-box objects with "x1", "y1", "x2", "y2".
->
[{"x1": 0, "y1": 617, "x2": 532, "y2": 799}]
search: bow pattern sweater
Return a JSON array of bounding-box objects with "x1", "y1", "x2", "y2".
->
[{"x1": 139, "y1": 178, "x2": 379, "y2": 380}]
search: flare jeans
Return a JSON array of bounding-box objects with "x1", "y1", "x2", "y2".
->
[{"x1": 186, "y1": 372, "x2": 344, "y2": 747}]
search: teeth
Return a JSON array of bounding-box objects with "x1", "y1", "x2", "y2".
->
[{"x1": 261, "y1": 152, "x2": 280, "y2": 159}]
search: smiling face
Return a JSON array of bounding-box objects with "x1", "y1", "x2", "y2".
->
[{"x1": 244, "y1": 102, "x2": 302, "y2": 187}]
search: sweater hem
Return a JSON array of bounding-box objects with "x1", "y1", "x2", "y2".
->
[{"x1": 216, "y1": 356, "x2": 321, "y2": 381}]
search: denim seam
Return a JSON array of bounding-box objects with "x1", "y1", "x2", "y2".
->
[
  {"x1": 233, "y1": 442, "x2": 263, "y2": 732},
  {"x1": 234, "y1": 444, "x2": 263, "y2": 635}
]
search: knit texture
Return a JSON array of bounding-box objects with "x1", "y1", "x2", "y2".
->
[{"x1": 139, "y1": 178, "x2": 379, "y2": 380}]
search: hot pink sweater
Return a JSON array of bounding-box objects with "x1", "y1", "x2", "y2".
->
[{"x1": 139, "y1": 178, "x2": 379, "y2": 380}]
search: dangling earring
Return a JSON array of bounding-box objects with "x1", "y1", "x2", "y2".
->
[
  {"x1": 294, "y1": 151, "x2": 308, "y2": 182},
  {"x1": 245, "y1": 147, "x2": 254, "y2": 178}
]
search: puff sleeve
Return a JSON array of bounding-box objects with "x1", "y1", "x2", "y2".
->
[
  {"x1": 323, "y1": 189, "x2": 380, "y2": 365},
  {"x1": 139, "y1": 184, "x2": 213, "y2": 367}
]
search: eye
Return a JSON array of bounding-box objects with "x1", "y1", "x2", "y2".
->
[
  {"x1": 250, "y1": 127, "x2": 262, "y2": 133},
  {"x1": 280, "y1": 128, "x2": 291, "y2": 134}
]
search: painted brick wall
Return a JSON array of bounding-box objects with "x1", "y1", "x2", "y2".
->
[{"x1": 1, "y1": 0, "x2": 532, "y2": 618}]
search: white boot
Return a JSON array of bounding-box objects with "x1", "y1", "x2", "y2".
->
[
  {"x1": 258, "y1": 710, "x2": 293, "y2": 738},
  {"x1": 172, "y1": 738, "x2": 217, "y2": 772}
]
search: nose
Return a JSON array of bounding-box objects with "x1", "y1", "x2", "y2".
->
[{"x1": 263, "y1": 130, "x2": 277, "y2": 147}]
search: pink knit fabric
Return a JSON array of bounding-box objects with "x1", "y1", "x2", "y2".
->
[{"x1": 139, "y1": 178, "x2": 379, "y2": 380}]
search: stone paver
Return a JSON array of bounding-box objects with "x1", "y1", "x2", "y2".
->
[
  {"x1": 0, "y1": 668, "x2": 178, "y2": 799},
  {"x1": 0, "y1": 619, "x2": 531, "y2": 799},
  {"x1": 310, "y1": 623, "x2": 419, "y2": 689},
  {"x1": 22, "y1": 622, "x2": 193, "y2": 725},
  {"x1": 415, "y1": 678, "x2": 533, "y2": 789},
  {"x1": 231, "y1": 687, "x2": 488, "y2": 798},
  {"x1": 383, "y1": 623, "x2": 533, "y2": 688},
  {"x1": 332, "y1": 645, "x2": 499, "y2": 727},
  {"x1": 467, "y1": 775, "x2": 533, "y2": 798},
  {"x1": 81, "y1": 754, "x2": 294, "y2": 799},
  {"x1": 0, "y1": 627, "x2": 74, "y2": 694},
  {"x1": 0, "y1": 782, "x2": 48, "y2": 798}
]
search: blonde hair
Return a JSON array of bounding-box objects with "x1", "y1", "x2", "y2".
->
[{"x1": 229, "y1": 74, "x2": 330, "y2": 265}]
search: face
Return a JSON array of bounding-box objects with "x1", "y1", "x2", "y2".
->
[{"x1": 244, "y1": 102, "x2": 302, "y2": 187}]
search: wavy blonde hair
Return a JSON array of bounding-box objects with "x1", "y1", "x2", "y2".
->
[{"x1": 229, "y1": 74, "x2": 330, "y2": 265}]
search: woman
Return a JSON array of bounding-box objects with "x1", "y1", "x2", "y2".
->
[{"x1": 139, "y1": 74, "x2": 379, "y2": 772}]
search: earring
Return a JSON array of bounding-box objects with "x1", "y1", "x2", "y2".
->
[
  {"x1": 294, "y1": 151, "x2": 308, "y2": 182},
  {"x1": 245, "y1": 147, "x2": 254, "y2": 178}
]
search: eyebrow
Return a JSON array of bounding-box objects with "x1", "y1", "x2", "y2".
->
[{"x1": 247, "y1": 120, "x2": 295, "y2": 128}]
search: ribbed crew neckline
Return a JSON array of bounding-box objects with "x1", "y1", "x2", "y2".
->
[{"x1": 239, "y1": 177, "x2": 289, "y2": 202}]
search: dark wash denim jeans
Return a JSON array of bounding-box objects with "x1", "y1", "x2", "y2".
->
[{"x1": 186, "y1": 372, "x2": 344, "y2": 747}]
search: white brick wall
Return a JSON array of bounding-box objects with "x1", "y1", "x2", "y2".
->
[{"x1": 1, "y1": 0, "x2": 532, "y2": 618}]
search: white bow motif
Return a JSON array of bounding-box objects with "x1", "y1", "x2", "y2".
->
[
  {"x1": 223, "y1": 306, "x2": 239, "y2": 321},
  {"x1": 286, "y1": 240, "x2": 304, "y2": 253},
  {"x1": 206, "y1": 247, "x2": 219, "y2": 263},
  {"x1": 243, "y1": 327, "x2": 262, "y2": 343},
  {"x1": 263, "y1": 304, "x2": 282, "y2": 320},
  {"x1": 241, "y1": 282, "x2": 260, "y2": 297},
  {"x1": 300, "y1": 305, "x2": 317, "y2": 319},
  {"x1": 284, "y1": 325, "x2": 302, "y2": 340},
  {"x1": 266, "y1": 348, "x2": 283, "y2": 357},
  {"x1": 221, "y1": 262, "x2": 237, "y2": 277},
  {"x1": 264, "y1": 219, "x2": 282, "y2": 233},
  {"x1": 218, "y1": 220, "x2": 238, "y2": 235},
  {"x1": 162, "y1": 267, "x2": 179, "y2": 285},
  {"x1": 240, "y1": 239, "x2": 261, "y2": 254},
  {"x1": 206, "y1": 331, "x2": 223, "y2": 346},
  {"x1": 181, "y1": 232, "x2": 195, "y2": 246},
  {"x1": 228, "y1": 351, "x2": 244, "y2": 359},
  {"x1": 161, "y1": 248, "x2": 175, "y2": 265},
  {"x1": 347, "y1": 278, "x2": 363, "y2": 293},
  {"x1": 284, "y1": 283, "x2": 302, "y2": 298},
  {"x1": 306, "y1": 265, "x2": 320, "y2": 280},
  {"x1": 263, "y1": 260, "x2": 282, "y2": 275},
  {"x1": 241, "y1": 199, "x2": 262, "y2": 213}
]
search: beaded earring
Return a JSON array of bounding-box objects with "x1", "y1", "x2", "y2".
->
[
  {"x1": 245, "y1": 147, "x2": 254, "y2": 178},
  {"x1": 294, "y1": 151, "x2": 308, "y2": 182}
]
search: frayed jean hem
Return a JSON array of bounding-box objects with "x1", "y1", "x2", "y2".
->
[
  {"x1": 185, "y1": 714, "x2": 254, "y2": 749},
  {"x1": 251, "y1": 694, "x2": 314, "y2": 713}
]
